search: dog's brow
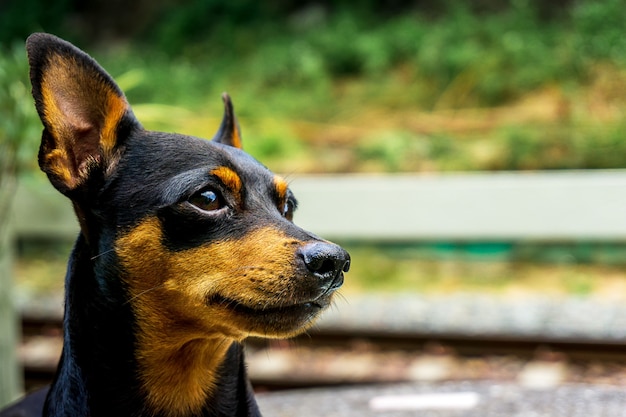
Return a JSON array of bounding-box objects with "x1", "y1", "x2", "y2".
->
[
  {"x1": 274, "y1": 176, "x2": 289, "y2": 201},
  {"x1": 211, "y1": 167, "x2": 242, "y2": 196}
]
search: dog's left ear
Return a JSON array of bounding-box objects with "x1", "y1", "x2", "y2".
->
[
  {"x1": 212, "y1": 93, "x2": 243, "y2": 149},
  {"x1": 26, "y1": 33, "x2": 140, "y2": 196}
]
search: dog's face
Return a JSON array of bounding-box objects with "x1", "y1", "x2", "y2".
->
[
  {"x1": 112, "y1": 132, "x2": 349, "y2": 340},
  {"x1": 26, "y1": 33, "x2": 350, "y2": 342}
]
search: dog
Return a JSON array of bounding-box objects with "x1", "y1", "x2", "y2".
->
[{"x1": 0, "y1": 33, "x2": 350, "y2": 417}]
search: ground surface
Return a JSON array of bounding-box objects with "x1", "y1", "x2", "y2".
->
[{"x1": 257, "y1": 381, "x2": 626, "y2": 417}]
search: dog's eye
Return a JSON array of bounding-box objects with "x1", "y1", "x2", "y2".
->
[
  {"x1": 189, "y1": 189, "x2": 223, "y2": 212},
  {"x1": 282, "y1": 200, "x2": 295, "y2": 221}
]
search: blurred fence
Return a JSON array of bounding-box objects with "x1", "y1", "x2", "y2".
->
[{"x1": 14, "y1": 170, "x2": 626, "y2": 243}]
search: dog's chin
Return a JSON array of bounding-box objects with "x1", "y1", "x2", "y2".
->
[{"x1": 208, "y1": 293, "x2": 334, "y2": 338}]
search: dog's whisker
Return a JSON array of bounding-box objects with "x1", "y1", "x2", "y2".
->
[
  {"x1": 337, "y1": 292, "x2": 349, "y2": 305},
  {"x1": 124, "y1": 284, "x2": 167, "y2": 305},
  {"x1": 90, "y1": 248, "x2": 115, "y2": 260}
]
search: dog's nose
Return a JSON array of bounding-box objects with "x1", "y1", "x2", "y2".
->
[{"x1": 299, "y1": 242, "x2": 350, "y2": 289}]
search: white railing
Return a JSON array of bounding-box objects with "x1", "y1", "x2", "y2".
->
[{"x1": 13, "y1": 170, "x2": 626, "y2": 242}]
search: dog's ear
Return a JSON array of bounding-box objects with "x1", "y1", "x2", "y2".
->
[
  {"x1": 26, "y1": 33, "x2": 140, "y2": 195},
  {"x1": 212, "y1": 93, "x2": 242, "y2": 149}
]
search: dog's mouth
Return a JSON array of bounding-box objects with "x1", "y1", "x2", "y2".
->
[
  {"x1": 208, "y1": 294, "x2": 328, "y2": 315},
  {"x1": 206, "y1": 292, "x2": 333, "y2": 335}
]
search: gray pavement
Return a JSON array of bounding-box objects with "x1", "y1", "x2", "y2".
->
[
  {"x1": 258, "y1": 381, "x2": 626, "y2": 417},
  {"x1": 259, "y1": 294, "x2": 626, "y2": 416}
]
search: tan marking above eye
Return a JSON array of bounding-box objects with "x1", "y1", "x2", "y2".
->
[
  {"x1": 210, "y1": 167, "x2": 242, "y2": 197},
  {"x1": 274, "y1": 175, "x2": 289, "y2": 202},
  {"x1": 273, "y1": 175, "x2": 296, "y2": 220}
]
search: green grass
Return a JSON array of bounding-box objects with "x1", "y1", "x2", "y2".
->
[
  {"x1": 337, "y1": 244, "x2": 626, "y2": 298},
  {"x1": 14, "y1": 241, "x2": 626, "y2": 299}
]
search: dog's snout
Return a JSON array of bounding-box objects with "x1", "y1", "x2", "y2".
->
[{"x1": 299, "y1": 242, "x2": 350, "y2": 289}]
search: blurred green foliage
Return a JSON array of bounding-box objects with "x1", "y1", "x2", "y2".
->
[
  {"x1": 496, "y1": 121, "x2": 626, "y2": 171},
  {"x1": 156, "y1": 0, "x2": 624, "y2": 101},
  {"x1": 0, "y1": 0, "x2": 625, "y2": 174},
  {"x1": 0, "y1": 43, "x2": 40, "y2": 179},
  {"x1": 341, "y1": 241, "x2": 626, "y2": 294},
  {"x1": 0, "y1": 42, "x2": 40, "y2": 244},
  {"x1": 0, "y1": 0, "x2": 68, "y2": 45}
]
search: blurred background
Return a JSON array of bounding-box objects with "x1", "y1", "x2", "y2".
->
[{"x1": 2, "y1": 0, "x2": 626, "y2": 408}]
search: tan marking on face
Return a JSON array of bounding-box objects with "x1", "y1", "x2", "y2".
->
[
  {"x1": 274, "y1": 175, "x2": 289, "y2": 206},
  {"x1": 115, "y1": 216, "x2": 316, "y2": 416},
  {"x1": 210, "y1": 166, "x2": 242, "y2": 197}
]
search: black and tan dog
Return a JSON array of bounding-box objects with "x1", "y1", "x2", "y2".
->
[{"x1": 1, "y1": 33, "x2": 349, "y2": 417}]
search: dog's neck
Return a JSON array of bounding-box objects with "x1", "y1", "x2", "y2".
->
[{"x1": 44, "y1": 235, "x2": 261, "y2": 417}]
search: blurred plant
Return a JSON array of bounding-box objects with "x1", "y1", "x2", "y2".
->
[
  {"x1": 91, "y1": 0, "x2": 626, "y2": 111},
  {"x1": 496, "y1": 120, "x2": 626, "y2": 171},
  {"x1": 571, "y1": 0, "x2": 626, "y2": 66},
  {"x1": 356, "y1": 130, "x2": 463, "y2": 172},
  {"x1": 0, "y1": 43, "x2": 40, "y2": 222},
  {"x1": 0, "y1": 0, "x2": 69, "y2": 44},
  {"x1": 16, "y1": 0, "x2": 620, "y2": 175}
]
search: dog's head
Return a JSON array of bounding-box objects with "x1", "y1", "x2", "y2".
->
[{"x1": 26, "y1": 33, "x2": 350, "y2": 341}]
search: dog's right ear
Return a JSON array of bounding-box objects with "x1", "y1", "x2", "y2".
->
[
  {"x1": 213, "y1": 93, "x2": 243, "y2": 149},
  {"x1": 26, "y1": 33, "x2": 140, "y2": 196}
]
